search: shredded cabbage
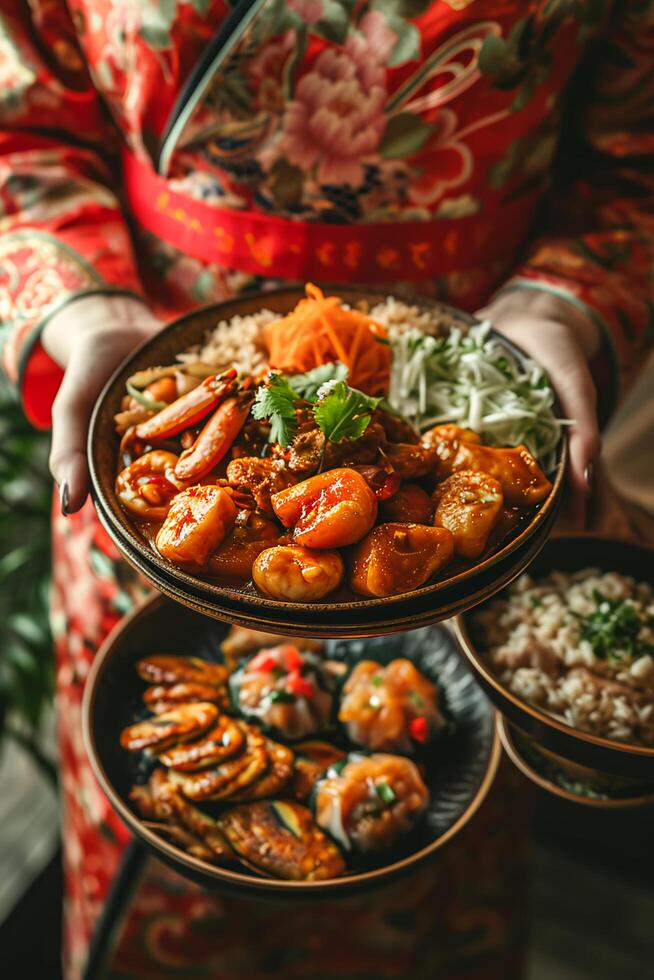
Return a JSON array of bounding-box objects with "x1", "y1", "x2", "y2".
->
[{"x1": 387, "y1": 321, "x2": 570, "y2": 467}]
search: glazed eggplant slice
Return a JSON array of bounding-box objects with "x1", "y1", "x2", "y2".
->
[
  {"x1": 120, "y1": 702, "x2": 218, "y2": 752},
  {"x1": 158, "y1": 716, "x2": 245, "y2": 771},
  {"x1": 136, "y1": 655, "x2": 228, "y2": 688},
  {"x1": 144, "y1": 681, "x2": 230, "y2": 714},
  {"x1": 230, "y1": 740, "x2": 294, "y2": 801},
  {"x1": 229, "y1": 645, "x2": 336, "y2": 740},
  {"x1": 312, "y1": 752, "x2": 429, "y2": 853},
  {"x1": 291, "y1": 741, "x2": 347, "y2": 801},
  {"x1": 338, "y1": 659, "x2": 445, "y2": 754},
  {"x1": 144, "y1": 821, "x2": 215, "y2": 862},
  {"x1": 222, "y1": 801, "x2": 346, "y2": 881}
]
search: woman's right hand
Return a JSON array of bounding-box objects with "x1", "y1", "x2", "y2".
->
[{"x1": 43, "y1": 293, "x2": 164, "y2": 514}]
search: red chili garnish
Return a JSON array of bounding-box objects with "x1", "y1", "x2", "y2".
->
[
  {"x1": 248, "y1": 651, "x2": 278, "y2": 673},
  {"x1": 286, "y1": 670, "x2": 315, "y2": 700},
  {"x1": 409, "y1": 716, "x2": 429, "y2": 742},
  {"x1": 280, "y1": 644, "x2": 304, "y2": 672}
]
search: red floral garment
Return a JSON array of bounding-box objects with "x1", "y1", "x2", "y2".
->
[
  {"x1": 2, "y1": 2, "x2": 654, "y2": 978},
  {"x1": 1, "y1": 1, "x2": 653, "y2": 422}
]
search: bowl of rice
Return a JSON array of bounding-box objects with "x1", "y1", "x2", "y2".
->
[
  {"x1": 88, "y1": 285, "x2": 566, "y2": 638},
  {"x1": 453, "y1": 536, "x2": 654, "y2": 779}
]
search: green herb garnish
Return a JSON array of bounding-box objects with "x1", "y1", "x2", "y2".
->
[
  {"x1": 269, "y1": 689, "x2": 296, "y2": 704},
  {"x1": 313, "y1": 380, "x2": 381, "y2": 446},
  {"x1": 371, "y1": 675, "x2": 383, "y2": 687},
  {"x1": 252, "y1": 374, "x2": 298, "y2": 448},
  {"x1": 376, "y1": 782, "x2": 396, "y2": 805},
  {"x1": 581, "y1": 590, "x2": 648, "y2": 664},
  {"x1": 288, "y1": 362, "x2": 349, "y2": 401}
]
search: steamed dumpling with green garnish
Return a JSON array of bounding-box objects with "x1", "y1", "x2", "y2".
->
[{"x1": 312, "y1": 752, "x2": 429, "y2": 853}]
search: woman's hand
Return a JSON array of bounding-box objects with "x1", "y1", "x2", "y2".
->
[
  {"x1": 477, "y1": 290, "x2": 602, "y2": 527},
  {"x1": 43, "y1": 293, "x2": 164, "y2": 514}
]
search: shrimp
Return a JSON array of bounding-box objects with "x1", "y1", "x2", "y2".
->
[
  {"x1": 134, "y1": 369, "x2": 237, "y2": 442},
  {"x1": 115, "y1": 450, "x2": 185, "y2": 521},
  {"x1": 252, "y1": 545, "x2": 344, "y2": 602},
  {"x1": 155, "y1": 485, "x2": 238, "y2": 568},
  {"x1": 174, "y1": 393, "x2": 253, "y2": 482},
  {"x1": 350, "y1": 523, "x2": 454, "y2": 597},
  {"x1": 432, "y1": 469, "x2": 503, "y2": 558},
  {"x1": 271, "y1": 468, "x2": 377, "y2": 550}
]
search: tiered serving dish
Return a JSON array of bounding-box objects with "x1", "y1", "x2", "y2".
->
[{"x1": 88, "y1": 286, "x2": 566, "y2": 638}]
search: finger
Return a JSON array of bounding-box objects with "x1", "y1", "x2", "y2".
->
[
  {"x1": 49, "y1": 356, "x2": 102, "y2": 514},
  {"x1": 538, "y1": 354, "x2": 601, "y2": 528}
]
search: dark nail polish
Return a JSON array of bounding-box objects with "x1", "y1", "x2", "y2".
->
[
  {"x1": 584, "y1": 464, "x2": 594, "y2": 491},
  {"x1": 60, "y1": 481, "x2": 70, "y2": 516}
]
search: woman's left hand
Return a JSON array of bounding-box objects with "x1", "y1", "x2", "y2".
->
[{"x1": 477, "y1": 289, "x2": 602, "y2": 527}]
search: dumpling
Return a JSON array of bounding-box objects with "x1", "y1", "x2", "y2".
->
[
  {"x1": 312, "y1": 752, "x2": 429, "y2": 853},
  {"x1": 229, "y1": 644, "x2": 336, "y2": 740},
  {"x1": 338, "y1": 659, "x2": 446, "y2": 754}
]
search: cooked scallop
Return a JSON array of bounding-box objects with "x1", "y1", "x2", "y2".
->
[
  {"x1": 230, "y1": 740, "x2": 294, "y2": 801},
  {"x1": 143, "y1": 682, "x2": 230, "y2": 714},
  {"x1": 120, "y1": 702, "x2": 218, "y2": 752},
  {"x1": 157, "y1": 716, "x2": 245, "y2": 771},
  {"x1": 222, "y1": 800, "x2": 346, "y2": 881},
  {"x1": 168, "y1": 724, "x2": 267, "y2": 801},
  {"x1": 136, "y1": 655, "x2": 228, "y2": 688}
]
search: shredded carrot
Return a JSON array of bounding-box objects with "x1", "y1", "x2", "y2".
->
[{"x1": 263, "y1": 284, "x2": 391, "y2": 395}]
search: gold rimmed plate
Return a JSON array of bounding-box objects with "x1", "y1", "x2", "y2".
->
[
  {"x1": 454, "y1": 536, "x2": 654, "y2": 781},
  {"x1": 88, "y1": 286, "x2": 566, "y2": 637},
  {"x1": 82, "y1": 593, "x2": 500, "y2": 896}
]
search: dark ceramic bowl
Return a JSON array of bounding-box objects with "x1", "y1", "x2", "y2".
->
[
  {"x1": 88, "y1": 286, "x2": 566, "y2": 638},
  {"x1": 497, "y1": 717, "x2": 654, "y2": 809},
  {"x1": 454, "y1": 536, "x2": 654, "y2": 781},
  {"x1": 82, "y1": 593, "x2": 500, "y2": 896}
]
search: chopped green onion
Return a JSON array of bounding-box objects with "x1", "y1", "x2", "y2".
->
[
  {"x1": 371, "y1": 675, "x2": 383, "y2": 687},
  {"x1": 269, "y1": 689, "x2": 296, "y2": 704},
  {"x1": 376, "y1": 782, "x2": 396, "y2": 805},
  {"x1": 126, "y1": 380, "x2": 166, "y2": 412}
]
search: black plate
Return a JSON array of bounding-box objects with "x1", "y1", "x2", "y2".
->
[{"x1": 83, "y1": 593, "x2": 500, "y2": 896}]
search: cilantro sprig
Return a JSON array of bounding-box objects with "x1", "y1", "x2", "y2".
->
[{"x1": 251, "y1": 364, "x2": 380, "y2": 453}]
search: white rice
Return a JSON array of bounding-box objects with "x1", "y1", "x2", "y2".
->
[
  {"x1": 177, "y1": 297, "x2": 453, "y2": 376},
  {"x1": 473, "y1": 569, "x2": 654, "y2": 746}
]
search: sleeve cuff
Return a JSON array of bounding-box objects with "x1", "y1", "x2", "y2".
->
[{"x1": 22, "y1": 340, "x2": 64, "y2": 429}]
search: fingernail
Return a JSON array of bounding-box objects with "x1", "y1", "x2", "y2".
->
[
  {"x1": 584, "y1": 464, "x2": 594, "y2": 491},
  {"x1": 60, "y1": 481, "x2": 70, "y2": 517}
]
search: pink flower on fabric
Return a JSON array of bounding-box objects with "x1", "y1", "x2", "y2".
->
[
  {"x1": 280, "y1": 19, "x2": 392, "y2": 186},
  {"x1": 407, "y1": 110, "x2": 472, "y2": 206},
  {"x1": 287, "y1": 0, "x2": 324, "y2": 25}
]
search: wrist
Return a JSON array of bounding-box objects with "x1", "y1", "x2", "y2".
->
[
  {"x1": 481, "y1": 288, "x2": 601, "y2": 360},
  {"x1": 42, "y1": 292, "x2": 161, "y2": 369}
]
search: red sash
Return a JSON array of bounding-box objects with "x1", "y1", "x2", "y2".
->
[{"x1": 123, "y1": 148, "x2": 537, "y2": 284}]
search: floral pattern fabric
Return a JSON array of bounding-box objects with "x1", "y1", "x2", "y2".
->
[
  {"x1": 0, "y1": 1, "x2": 653, "y2": 416},
  {"x1": 1, "y1": 2, "x2": 654, "y2": 977}
]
